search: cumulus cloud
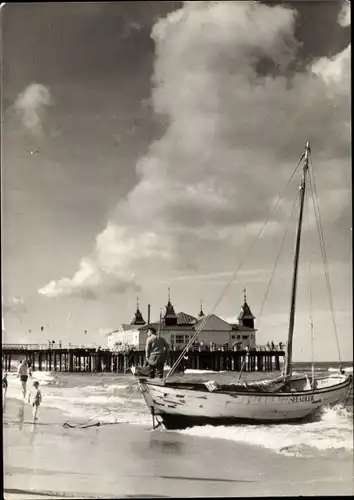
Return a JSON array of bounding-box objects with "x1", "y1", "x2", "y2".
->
[
  {"x1": 14, "y1": 83, "x2": 52, "y2": 134},
  {"x1": 2, "y1": 296, "x2": 27, "y2": 315},
  {"x1": 312, "y1": 1, "x2": 350, "y2": 89},
  {"x1": 338, "y1": 0, "x2": 350, "y2": 27},
  {"x1": 38, "y1": 256, "x2": 141, "y2": 300},
  {"x1": 39, "y1": 1, "x2": 350, "y2": 300}
]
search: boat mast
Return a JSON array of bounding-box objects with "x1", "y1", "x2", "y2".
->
[{"x1": 285, "y1": 142, "x2": 310, "y2": 377}]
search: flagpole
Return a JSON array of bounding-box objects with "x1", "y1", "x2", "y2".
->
[
  {"x1": 67, "y1": 311, "x2": 72, "y2": 341},
  {"x1": 158, "y1": 309, "x2": 163, "y2": 337}
]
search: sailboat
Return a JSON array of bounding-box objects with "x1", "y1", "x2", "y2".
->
[{"x1": 136, "y1": 142, "x2": 352, "y2": 430}]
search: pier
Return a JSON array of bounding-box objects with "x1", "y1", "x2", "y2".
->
[{"x1": 2, "y1": 344, "x2": 284, "y2": 373}]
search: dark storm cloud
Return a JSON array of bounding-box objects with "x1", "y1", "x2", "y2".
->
[
  {"x1": 2, "y1": 1, "x2": 349, "y2": 102},
  {"x1": 263, "y1": 1, "x2": 350, "y2": 58},
  {"x1": 2, "y1": 2, "x2": 181, "y2": 97}
]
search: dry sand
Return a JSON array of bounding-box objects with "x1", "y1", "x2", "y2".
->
[{"x1": 3, "y1": 397, "x2": 354, "y2": 499}]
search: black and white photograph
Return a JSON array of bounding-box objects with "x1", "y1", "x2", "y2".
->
[{"x1": 2, "y1": 0, "x2": 353, "y2": 498}]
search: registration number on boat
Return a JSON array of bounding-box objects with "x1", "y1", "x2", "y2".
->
[{"x1": 289, "y1": 394, "x2": 314, "y2": 403}]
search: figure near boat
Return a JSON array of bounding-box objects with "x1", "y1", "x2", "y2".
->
[{"x1": 145, "y1": 327, "x2": 170, "y2": 379}]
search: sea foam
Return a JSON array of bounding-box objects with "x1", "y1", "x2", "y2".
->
[{"x1": 177, "y1": 405, "x2": 353, "y2": 458}]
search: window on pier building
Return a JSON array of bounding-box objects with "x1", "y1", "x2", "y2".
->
[
  {"x1": 242, "y1": 335, "x2": 248, "y2": 340},
  {"x1": 175, "y1": 334, "x2": 191, "y2": 345}
]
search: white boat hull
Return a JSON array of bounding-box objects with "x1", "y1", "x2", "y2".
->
[{"x1": 138, "y1": 374, "x2": 351, "y2": 429}]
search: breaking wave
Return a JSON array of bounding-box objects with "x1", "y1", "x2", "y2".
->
[
  {"x1": 5, "y1": 371, "x2": 55, "y2": 402},
  {"x1": 328, "y1": 366, "x2": 353, "y2": 373},
  {"x1": 178, "y1": 405, "x2": 353, "y2": 458},
  {"x1": 43, "y1": 381, "x2": 150, "y2": 424}
]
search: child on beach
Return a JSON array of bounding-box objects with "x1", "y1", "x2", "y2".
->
[{"x1": 28, "y1": 381, "x2": 42, "y2": 421}]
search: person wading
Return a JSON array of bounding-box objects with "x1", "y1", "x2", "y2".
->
[
  {"x1": 17, "y1": 360, "x2": 32, "y2": 399},
  {"x1": 145, "y1": 327, "x2": 170, "y2": 379}
]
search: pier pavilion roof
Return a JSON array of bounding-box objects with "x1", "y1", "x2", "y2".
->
[
  {"x1": 138, "y1": 311, "x2": 197, "y2": 331},
  {"x1": 177, "y1": 312, "x2": 197, "y2": 325},
  {"x1": 193, "y1": 314, "x2": 231, "y2": 331}
]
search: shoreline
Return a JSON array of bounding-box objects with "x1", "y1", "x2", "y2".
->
[{"x1": 3, "y1": 396, "x2": 354, "y2": 498}]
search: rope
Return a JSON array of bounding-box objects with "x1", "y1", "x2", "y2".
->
[
  {"x1": 237, "y1": 353, "x2": 248, "y2": 381},
  {"x1": 256, "y1": 186, "x2": 301, "y2": 330},
  {"x1": 165, "y1": 153, "x2": 305, "y2": 381},
  {"x1": 308, "y1": 151, "x2": 342, "y2": 368},
  {"x1": 63, "y1": 382, "x2": 140, "y2": 429},
  {"x1": 305, "y1": 183, "x2": 315, "y2": 386},
  {"x1": 3, "y1": 420, "x2": 63, "y2": 426}
]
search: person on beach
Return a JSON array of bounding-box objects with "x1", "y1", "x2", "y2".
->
[
  {"x1": 28, "y1": 381, "x2": 42, "y2": 420},
  {"x1": 145, "y1": 327, "x2": 170, "y2": 379},
  {"x1": 2, "y1": 373, "x2": 8, "y2": 399},
  {"x1": 17, "y1": 360, "x2": 32, "y2": 399}
]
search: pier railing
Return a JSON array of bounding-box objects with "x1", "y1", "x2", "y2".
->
[{"x1": 1, "y1": 343, "x2": 110, "y2": 351}]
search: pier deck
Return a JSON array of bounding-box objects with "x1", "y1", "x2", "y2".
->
[{"x1": 2, "y1": 344, "x2": 284, "y2": 373}]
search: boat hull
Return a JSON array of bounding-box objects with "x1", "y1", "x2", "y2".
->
[
  {"x1": 153, "y1": 412, "x2": 319, "y2": 430},
  {"x1": 138, "y1": 375, "x2": 351, "y2": 429}
]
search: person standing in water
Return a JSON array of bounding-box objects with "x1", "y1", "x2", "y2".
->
[
  {"x1": 145, "y1": 327, "x2": 170, "y2": 379},
  {"x1": 28, "y1": 381, "x2": 42, "y2": 421},
  {"x1": 17, "y1": 360, "x2": 32, "y2": 399}
]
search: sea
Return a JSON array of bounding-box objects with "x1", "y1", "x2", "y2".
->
[{"x1": 3, "y1": 361, "x2": 353, "y2": 461}]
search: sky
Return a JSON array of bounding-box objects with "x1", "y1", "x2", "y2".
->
[{"x1": 1, "y1": 1, "x2": 351, "y2": 361}]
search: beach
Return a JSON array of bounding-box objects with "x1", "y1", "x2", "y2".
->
[{"x1": 3, "y1": 366, "x2": 353, "y2": 499}]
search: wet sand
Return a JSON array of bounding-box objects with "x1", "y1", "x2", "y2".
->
[{"x1": 3, "y1": 397, "x2": 354, "y2": 499}]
